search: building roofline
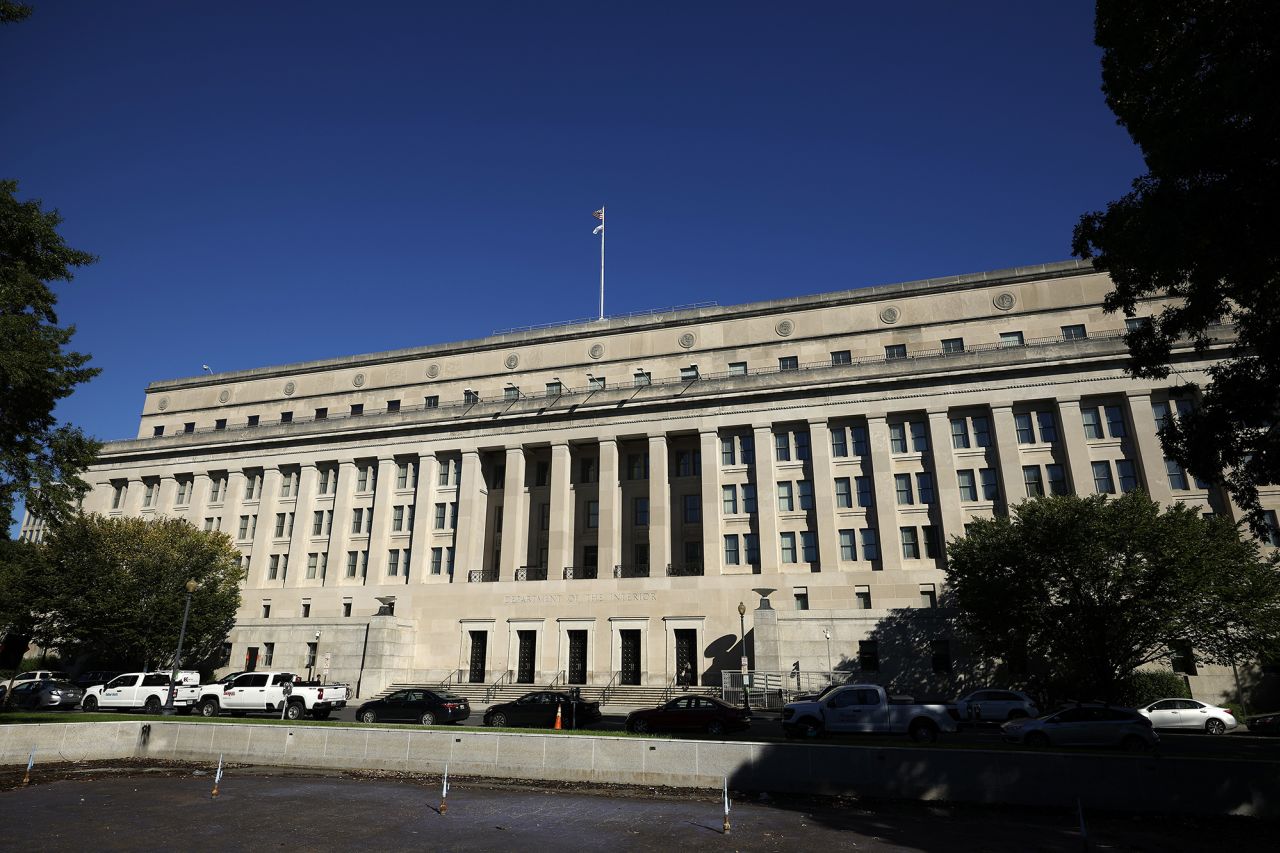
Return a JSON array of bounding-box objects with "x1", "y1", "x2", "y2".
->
[{"x1": 146, "y1": 259, "x2": 1096, "y2": 392}]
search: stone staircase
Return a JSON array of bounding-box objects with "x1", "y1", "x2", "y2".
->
[{"x1": 370, "y1": 680, "x2": 722, "y2": 708}]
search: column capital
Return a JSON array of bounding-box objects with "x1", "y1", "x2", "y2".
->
[
  {"x1": 1124, "y1": 388, "x2": 1155, "y2": 401},
  {"x1": 805, "y1": 417, "x2": 830, "y2": 429},
  {"x1": 1056, "y1": 396, "x2": 1083, "y2": 407}
]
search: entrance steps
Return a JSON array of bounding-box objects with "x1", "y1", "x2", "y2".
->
[{"x1": 371, "y1": 681, "x2": 722, "y2": 708}]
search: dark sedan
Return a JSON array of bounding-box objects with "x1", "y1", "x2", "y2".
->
[
  {"x1": 626, "y1": 694, "x2": 752, "y2": 736},
  {"x1": 6, "y1": 679, "x2": 84, "y2": 711},
  {"x1": 72, "y1": 670, "x2": 120, "y2": 690},
  {"x1": 355, "y1": 689, "x2": 469, "y2": 725},
  {"x1": 484, "y1": 691, "x2": 602, "y2": 729},
  {"x1": 1245, "y1": 711, "x2": 1280, "y2": 735}
]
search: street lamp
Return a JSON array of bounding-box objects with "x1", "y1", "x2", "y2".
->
[
  {"x1": 163, "y1": 579, "x2": 198, "y2": 715},
  {"x1": 737, "y1": 601, "x2": 751, "y2": 713},
  {"x1": 823, "y1": 628, "x2": 832, "y2": 676}
]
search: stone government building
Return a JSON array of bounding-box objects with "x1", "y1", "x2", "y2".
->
[{"x1": 68, "y1": 260, "x2": 1279, "y2": 700}]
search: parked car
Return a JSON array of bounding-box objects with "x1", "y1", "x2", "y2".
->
[
  {"x1": 196, "y1": 671, "x2": 349, "y2": 720},
  {"x1": 1003, "y1": 705, "x2": 1158, "y2": 751},
  {"x1": 82, "y1": 671, "x2": 201, "y2": 713},
  {"x1": 1245, "y1": 711, "x2": 1280, "y2": 735},
  {"x1": 782, "y1": 684, "x2": 957, "y2": 743},
  {"x1": 4, "y1": 670, "x2": 70, "y2": 693},
  {"x1": 6, "y1": 679, "x2": 84, "y2": 711},
  {"x1": 72, "y1": 670, "x2": 121, "y2": 691},
  {"x1": 484, "y1": 690, "x2": 601, "y2": 729},
  {"x1": 1138, "y1": 698, "x2": 1237, "y2": 734},
  {"x1": 355, "y1": 688, "x2": 469, "y2": 725},
  {"x1": 950, "y1": 689, "x2": 1039, "y2": 722},
  {"x1": 626, "y1": 694, "x2": 752, "y2": 736}
]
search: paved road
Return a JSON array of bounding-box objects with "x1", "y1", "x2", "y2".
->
[{"x1": 0, "y1": 767, "x2": 1261, "y2": 851}]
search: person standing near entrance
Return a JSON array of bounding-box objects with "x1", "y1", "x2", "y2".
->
[{"x1": 678, "y1": 661, "x2": 694, "y2": 687}]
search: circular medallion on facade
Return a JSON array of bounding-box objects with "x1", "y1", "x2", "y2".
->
[
  {"x1": 426, "y1": 364, "x2": 440, "y2": 379},
  {"x1": 678, "y1": 332, "x2": 696, "y2": 349},
  {"x1": 994, "y1": 291, "x2": 1017, "y2": 311},
  {"x1": 504, "y1": 353, "x2": 520, "y2": 370},
  {"x1": 879, "y1": 306, "x2": 901, "y2": 325},
  {"x1": 353, "y1": 373, "x2": 366, "y2": 387},
  {"x1": 588, "y1": 343, "x2": 605, "y2": 360},
  {"x1": 158, "y1": 396, "x2": 169, "y2": 411},
  {"x1": 283, "y1": 381, "x2": 296, "y2": 397},
  {"x1": 218, "y1": 389, "x2": 230, "y2": 404},
  {"x1": 775, "y1": 319, "x2": 794, "y2": 337}
]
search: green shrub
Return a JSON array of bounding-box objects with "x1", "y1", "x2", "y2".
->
[{"x1": 1118, "y1": 669, "x2": 1191, "y2": 706}]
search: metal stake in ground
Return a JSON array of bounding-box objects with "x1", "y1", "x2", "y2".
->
[
  {"x1": 722, "y1": 776, "x2": 731, "y2": 834},
  {"x1": 22, "y1": 747, "x2": 34, "y2": 786},
  {"x1": 439, "y1": 763, "x2": 450, "y2": 815},
  {"x1": 211, "y1": 753, "x2": 224, "y2": 798}
]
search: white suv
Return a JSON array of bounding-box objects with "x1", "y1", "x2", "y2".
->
[
  {"x1": 951, "y1": 689, "x2": 1039, "y2": 722},
  {"x1": 4, "y1": 670, "x2": 70, "y2": 694}
]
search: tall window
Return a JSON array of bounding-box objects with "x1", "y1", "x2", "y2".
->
[
  {"x1": 1023, "y1": 466, "x2": 1044, "y2": 497},
  {"x1": 858, "y1": 641, "x2": 880, "y2": 672},
  {"x1": 1166, "y1": 458, "x2": 1190, "y2": 490},
  {"x1": 855, "y1": 586, "x2": 872, "y2": 609},
  {"x1": 831, "y1": 427, "x2": 848, "y2": 458},
  {"x1": 958, "y1": 469, "x2": 978, "y2": 501},
  {"x1": 860, "y1": 529, "x2": 879, "y2": 561},
  {"x1": 723, "y1": 535, "x2": 740, "y2": 565},
  {"x1": 1015, "y1": 413, "x2": 1035, "y2": 444},
  {"x1": 894, "y1": 473, "x2": 914, "y2": 505},
  {"x1": 1082, "y1": 407, "x2": 1104, "y2": 440},
  {"x1": 980, "y1": 468, "x2": 999, "y2": 501},
  {"x1": 742, "y1": 483, "x2": 757, "y2": 513},
  {"x1": 797, "y1": 480, "x2": 814, "y2": 510},
  {"x1": 916, "y1": 472, "x2": 935, "y2": 504},
  {"x1": 839, "y1": 529, "x2": 857, "y2": 560},
  {"x1": 682, "y1": 494, "x2": 700, "y2": 524},
  {"x1": 972, "y1": 416, "x2": 991, "y2": 447},
  {"x1": 387, "y1": 549, "x2": 400, "y2": 577},
  {"x1": 1116, "y1": 459, "x2": 1138, "y2": 493},
  {"x1": 777, "y1": 482, "x2": 794, "y2": 512},
  {"x1": 744, "y1": 534, "x2": 760, "y2": 566},
  {"x1": 910, "y1": 421, "x2": 929, "y2": 452},
  {"x1": 794, "y1": 431, "x2": 811, "y2": 461},
  {"x1": 720, "y1": 437, "x2": 736, "y2": 466},
  {"x1": 850, "y1": 424, "x2": 869, "y2": 456},
  {"x1": 396, "y1": 462, "x2": 412, "y2": 489},
  {"x1": 1104, "y1": 405, "x2": 1126, "y2": 438},
  {"x1": 586, "y1": 500, "x2": 600, "y2": 528},
  {"x1": 740, "y1": 435, "x2": 755, "y2": 464},
  {"x1": 1262, "y1": 511, "x2": 1280, "y2": 548},
  {"x1": 780, "y1": 532, "x2": 797, "y2": 563},
  {"x1": 722, "y1": 485, "x2": 738, "y2": 515},
  {"x1": 889, "y1": 423, "x2": 908, "y2": 453},
  {"x1": 392, "y1": 506, "x2": 405, "y2": 532},
  {"x1": 950, "y1": 417, "x2": 970, "y2": 449},
  {"x1": 1036, "y1": 412, "x2": 1058, "y2": 442},
  {"x1": 1046, "y1": 464, "x2": 1067, "y2": 496},
  {"x1": 800, "y1": 532, "x2": 818, "y2": 563},
  {"x1": 834, "y1": 478, "x2": 852, "y2": 508},
  {"x1": 900, "y1": 527, "x2": 920, "y2": 559},
  {"x1": 633, "y1": 497, "x2": 649, "y2": 526}
]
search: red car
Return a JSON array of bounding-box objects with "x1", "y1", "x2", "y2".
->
[{"x1": 625, "y1": 694, "x2": 752, "y2": 736}]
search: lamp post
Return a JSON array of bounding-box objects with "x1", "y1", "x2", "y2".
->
[
  {"x1": 163, "y1": 579, "x2": 198, "y2": 715},
  {"x1": 823, "y1": 628, "x2": 832, "y2": 676},
  {"x1": 737, "y1": 601, "x2": 751, "y2": 713}
]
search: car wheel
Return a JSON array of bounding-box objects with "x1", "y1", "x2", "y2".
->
[
  {"x1": 284, "y1": 702, "x2": 305, "y2": 721},
  {"x1": 489, "y1": 712, "x2": 507, "y2": 727},
  {"x1": 706, "y1": 720, "x2": 725, "y2": 737},
  {"x1": 1122, "y1": 734, "x2": 1150, "y2": 753},
  {"x1": 797, "y1": 717, "x2": 823, "y2": 739},
  {"x1": 420, "y1": 711, "x2": 436, "y2": 726},
  {"x1": 628, "y1": 718, "x2": 649, "y2": 734},
  {"x1": 199, "y1": 699, "x2": 220, "y2": 717},
  {"x1": 1024, "y1": 731, "x2": 1050, "y2": 748},
  {"x1": 359, "y1": 710, "x2": 378, "y2": 724},
  {"x1": 1205, "y1": 719, "x2": 1226, "y2": 736},
  {"x1": 909, "y1": 720, "x2": 939, "y2": 744},
  {"x1": 82, "y1": 696, "x2": 98, "y2": 712},
  {"x1": 144, "y1": 696, "x2": 162, "y2": 715}
]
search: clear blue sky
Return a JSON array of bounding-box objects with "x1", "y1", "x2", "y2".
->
[{"x1": 5, "y1": 2, "x2": 1140, "y2": 528}]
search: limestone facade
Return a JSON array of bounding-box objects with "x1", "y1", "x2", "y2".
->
[{"x1": 70, "y1": 260, "x2": 1279, "y2": 698}]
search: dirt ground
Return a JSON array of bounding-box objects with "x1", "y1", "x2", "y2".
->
[{"x1": 0, "y1": 760, "x2": 1266, "y2": 851}]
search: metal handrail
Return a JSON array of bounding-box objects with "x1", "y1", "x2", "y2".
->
[
  {"x1": 599, "y1": 670, "x2": 621, "y2": 705},
  {"x1": 661, "y1": 676, "x2": 679, "y2": 702},
  {"x1": 437, "y1": 668, "x2": 463, "y2": 688},
  {"x1": 547, "y1": 670, "x2": 566, "y2": 690},
  {"x1": 484, "y1": 670, "x2": 512, "y2": 702},
  {"x1": 666, "y1": 563, "x2": 704, "y2": 577}
]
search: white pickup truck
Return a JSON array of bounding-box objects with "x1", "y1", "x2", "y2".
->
[
  {"x1": 781, "y1": 683, "x2": 957, "y2": 743},
  {"x1": 195, "y1": 671, "x2": 349, "y2": 720},
  {"x1": 81, "y1": 671, "x2": 201, "y2": 714}
]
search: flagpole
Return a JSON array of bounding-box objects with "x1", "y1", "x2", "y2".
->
[{"x1": 598, "y1": 204, "x2": 606, "y2": 321}]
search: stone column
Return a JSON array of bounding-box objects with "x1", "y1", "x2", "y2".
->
[
  {"x1": 925, "y1": 410, "x2": 965, "y2": 544},
  {"x1": 455, "y1": 450, "x2": 486, "y2": 578},
  {"x1": 1055, "y1": 398, "x2": 1096, "y2": 496},
  {"x1": 499, "y1": 446, "x2": 527, "y2": 579},
  {"x1": 699, "y1": 430, "x2": 722, "y2": 574},
  {"x1": 548, "y1": 443, "x2": 574, "y2": 577},
  {"x1": 187, "y1": 472, "x2": 211, "y2": 527},
  {"x1": 367, "y1": 457, "x2": 398, "y2": 583},
  {"x1": 865, "y1": 414, "x2": 903, "y2": 571},
  {"x1": 410, "y1": 453, "x2": 438, "y2": 584},
  {"x1": 124, "y1": 477, "x2": 146, "y2": 515},
  {"x1": 1125, "y1": 390, "x2": 1174, "y2": 505},
  {"x1": 224, "y1": 470, "x2": 247, "y2": 536},
  {"x1": 989, "y1": 404, "x2": 1026, "y2": 514},
  {"x1": 806, "y1": 419, "x2": 840, "y2": 572},
  {"x1": 157, "y1": 474, "x2": 178, "y2": 515},
  {"x1": 598, "y1": 439, "x2": 622, "y2": 574},
  {"x1": 327, "y1": 461, "x2": 358, "y2": 585},
  {"x1": 752, "y1": 424, "x2": 780, "y2": 574},
  {"x1": 648, "y1": 433, "x2": 672, "y2": 574},
  {"x1": 286, "y1": 463, "x2": 319, "y2": 585},
  {"x1": 249, "y1": 467, "x2": 283, "y2": 584}
]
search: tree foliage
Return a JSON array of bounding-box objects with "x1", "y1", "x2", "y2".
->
[
  {"x1": 946, "y1": 492, "x2": 1280, "y2": 702},
  {"x1": 34, "y1": 515, "x2": 244, "y2": 670},
  {"x1": 0, "y1": 179, "x2": 102, "y2": 529},
  {"x1": 1073, "y1": 1, "x2": 1280, "y2": 526}
]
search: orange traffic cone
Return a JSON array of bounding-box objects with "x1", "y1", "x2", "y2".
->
[{"x1": 554, "y1": 703, "x2": 563, "y2": 730}]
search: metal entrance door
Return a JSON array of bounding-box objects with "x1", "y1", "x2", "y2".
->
[
  {"x1": 568, "y1": 631, "x2": 587, "y2": 684},
  {"x1": 468, "y1": 630, "x2": 487, "y2": 683},
  {"x1": 675, "y1": 629, "x2": 698, "y2": 686},
  {"x1": 517, "y1": 630, "x2": 536, "y2": 683},
  {"x1": 620, "y1": 629, "x2": 641, "y2": 685}
]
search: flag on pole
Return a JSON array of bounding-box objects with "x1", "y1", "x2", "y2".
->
[{"x1": 592, "y1": 208, "x2": 604, "y2": 235}]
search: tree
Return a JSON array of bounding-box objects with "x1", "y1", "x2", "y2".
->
[
  {"x1": 1, "y1": 180, "x2": 102, "y2": 530},
  {"x1": 0, "y1": 536, "x2": 47, "y2": 667},
  {"x1": 0, "y1": 4, "x2": 33, "y2": 26},
  {"x1": 1072, "y1": 1, "x2": 1280, "y2": 528},
  {"x1": 945, "y1": 492, "x2": 1280, "y2": 702},
  {"x1": 37, "y1": 515, "x2": 243, "y2": 671}
]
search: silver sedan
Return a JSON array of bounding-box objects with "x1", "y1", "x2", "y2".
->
[{"x1": 1138, "y1": 698, "x2": 1238, "y2": 735}]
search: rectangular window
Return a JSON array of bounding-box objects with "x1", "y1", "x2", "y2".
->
[
  {"x1": 859, "y1": 640, "x2": 880, "y2": 672},
  {"x1": 723, "y1": 535, "x2": 740, "y2": 565},
  {"x1": 831, "y1": 350, "x2": 852, "y2": 366},
  {"x1": 894, "y1": 473, "x2": 914, "y2": 505},
  {"x1": 434, "y1": 503, "x2": 446, "y2": 529},
  {"x1": 534, "y1": 460, "x2": 549, "y2": 487},
  {"x1": 950, "y1": 417, "x2": 970, "y2": 449},
  {"x1": 777, "y1": 481, "x2": 794, "y2": 512},
  {"x1": 633, "y1": 497, "x2": 649, "y2": 526},
  {"x1": 586, "y1": 500, "x2": 600, "y2": 528},
  {"x1": 1046, "y1": 464, "x2": 1067, "y2": 496},
  {"x1": 247, "y1": 414, "x2": 260, "y2": 427},
  {"x1": 722, "y1": 485, "x2": 738, "y2": 515},
  {"x1": 142, "y1": 481, "x2": 157, "y2": 507},
  {"x1": 431, "y1": 547, "x2": 443, "y2": 574},
  {"x1": 425, "y1": 395, "x2": 439, "y2": 409},
  {"x1": 941, "y1": 337, "x2": 965, "y2": 354},
  {"x1": 861, "y1": 529, "x2": 880, "y2": 561},
  {"x1": 315, "y1": 407, "x2": 328, "y2": 421},
  {"x1": 1166, "y1": 458, "x2": 1189, "y2": 490},
  {"x1": 884, "y1": 344, "x2": 907, "y2": 360},
  {"x1": 744, "y1": 533, "x2": 760, "y2": 565},
  {"x1": 779, "y1": 355, "x2": 798, "y2": 371},
  {"x1": 901, "y1": 527, "x2": 920, "y2": 559},
  {"x1": 916, "y1": 472, "x2": 935, "y2": 504},
  {"x1": 839, "y1": 529, "x2": 856, "y2": 561},
  {"x1": 980, "y1": 468, "x2": 999, "y2": 501},
  {"x1": 889, "y1": 422, "x2": 907, "y2": 453},
  {"x1": 742, "y1": 483, "x2": 757, "y2": 513},
  {"x1": 830, "y1": 427, "x2": 848, "y2": 458},
  {"x1": 627, "y1": 453, "x2": 649, "y2": 480},
  {"x1": 720, "y1": 437, "x2": 736, "y2": 466},
  {"x1": 675, "y1": 450, "x2": 700, "y2": 477},
  {"x1": 855, "y1": 476, "x2": 873, "y2": 508},
  {"x1": 780, "y1": 532, "x2": 797, "y2": 563},
  {"x1": 1061, "y1": 324, "x2": 1087, "y2": 340},
  {"x1": 175, "y1": 478, "x2": 191, "y2": 505},
  {"x1": 1104, "y1": 405, "x2": 1126, "y2": 438},
  {"x1": 503, "y1": 385, "x2": 520, "y2": 401},
  {"x1": 972, "y1": 416, "x2": 991, "y2": 448},
  {"x1": 728, "y1": 361, "x2": 747, "y2": 376},
  {"x1": 396, "y1": 462, "x2": 410, "y2": 489},
  {"x1": 261, "y1": 602, "x2": 271, "y2": 619},
  {"x1": 797, "y1": 480, "x2": 814, "y2": 510},
  {"x1": 209, "y1": 477, "x2": 225, "y2": 502},
  {"x1": 268, "y1": 554, "x2": 280, "y2": 580},
  {"x1": 855, "y1": 585, "x2": 872, "y2": 610},
  {"x1": 682, "y1": 494, "x2": 700, "y2": 524},
  {"x1": 800, "y1": 531, "x2": 818, "y2": 563},
  {"x1": 579, "y1": 457, "x2": 598, "y2": 483},
  {"x1": 386, "y1": 399, "x2": 400, "y2": 413},
  {"x1": 740, "y1": 435, "x2": 755, "y2": 464},
  {"x1": 342, "y1": 599, "x2": 352, "y2": 617},
  {"x1": 318, "y1": 467, "x2": 335, "y2": 494},
  {"x1": 274, "y1": 513, "x2": 286, "y2": 537},
  {"x1": 463, "y1": 389, "x2": 480, "y2": 404},
  {"x1": 775, "y1": 432, "x2": 790, "y2": 462},
  {"x1": 388, "y1": 549, "x2": 400, "y2": 576},
  {"x1": 306, "y1": 553, "x2": 318, "y2": 579},
  {"x1": 1037, "y1": 411, "x2": 1058, "y2": 443},
  {"x1": 183, "y1": 422, "x2": 195, "y2": 434},
  {"x1": 794, "y1": 587, "x2": 809, "y2": 610},
  {"x1": 834, "y1": 477, "x2": 852, "y2": 508},
  {"x1": 281, "y1": 411, "x2": 295, "y2": 424},
  {"x1": 587, "y1": 376, "x2": 606, "y2": 391},
  {"x1": 920, "y1": 583, "x2": 938, "y2": 608},
  {"x1": 958, "y1": 469, "x2": 978, "y2": 501},
  {"x1": 392, "y1": 505, "x2": 404, "y2": 531},
  {"x1": 351, "y1": 508, "x2": 364, "y2": 534},
  {"x1": 153, "y1": 425, "x2": 164, "y2": 437},
  {"x1": 999, "y1": 331, "x2": 1025, "y2": 348},
  {"x1": 922, "y1": 525, "x2": 939, "y2": 559},
  {"x1": 794, "y1": 431, "x2": 811, "y2": 461},
  {"x1": 350, "y1": 404, "x2": 363, "y2": 417},
  {"x1": 850, "y1": 424, "x2": 869, "y2": 456},
  {"x1": 680, "y1": 365, "x2": 699, "y2": 382},
  {"x1": 203, "y1": 517, "x2": 215, "y2": 532},
  {"x1": 263, "y1": 642, "x2": 274, "y2": 666},
  {"x1": 1015, "y1": 413, "x2": 1035, "y2": 444},
  {"x1": 632, "y1": 371, "x2": 650, "y2": 387},
  {"x1": 1023, "y1": 465, "x2": 1044, "y2": 497},
  {"x1": 910, "y1": 421, "x2": 928, "y2": 452},
  {"x1": 238, "y1": 515, "x2": 250, "y2": 539},
  {"x1": 1116, "y1": 459, "x2": 1138, "y2": 493},
  {"x1": 1082, "y1": 406, "x2": 1104, "y2": 439},
  {"x1": 1263, "y1": 511, "x2": 1280, "y2": 547}
]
